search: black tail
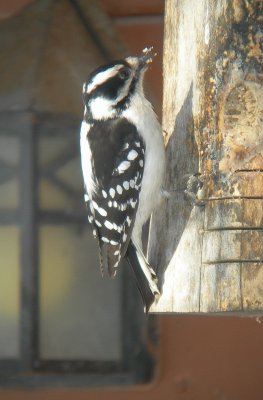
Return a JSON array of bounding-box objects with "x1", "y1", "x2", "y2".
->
[{"x1": 125, "y1": 241, "x2": 160, "y2": 313}]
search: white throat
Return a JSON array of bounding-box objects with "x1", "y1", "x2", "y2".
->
[{"x1": 89, "y1": 97, "x2": 117, "y2": 120}]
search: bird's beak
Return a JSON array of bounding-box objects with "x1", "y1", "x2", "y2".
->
[
  {"x1": 126, "y1": 47, "x2": 156, "y2": 75},
  {"x1": 137, "y1": 47, "x2": 156, "y2": 70}
]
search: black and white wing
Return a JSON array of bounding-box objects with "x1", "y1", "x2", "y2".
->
[{"x1": 81, "y1": 117, "x2": 145, "y2": 278}]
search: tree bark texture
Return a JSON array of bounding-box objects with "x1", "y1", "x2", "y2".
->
[{"x1": 148, "y1": 0, "x2": 263, "y2": 313}]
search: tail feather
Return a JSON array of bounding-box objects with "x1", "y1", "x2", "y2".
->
[
  {"x1": 99, "y1": 242, "x2": 121, "y2": 278},
  {"x1": 126, "y1": 241, "x2": 160, "y2": 313}
]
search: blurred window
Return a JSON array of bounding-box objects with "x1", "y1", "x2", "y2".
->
[{"x1": 0, "y1": 113, "x2": 153, "y2": 387}]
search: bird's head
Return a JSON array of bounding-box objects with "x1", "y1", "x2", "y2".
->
[{"x1": 82, "y1": 47, "x2": 155, "y2": 121}]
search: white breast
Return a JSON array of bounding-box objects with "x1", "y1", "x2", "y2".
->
[
  {"x1": 123, "y1": 93, "x2": 165, "y2": 234},
  {"x1": 80, "y1": 120, "x2": 97, "y2": 197}
]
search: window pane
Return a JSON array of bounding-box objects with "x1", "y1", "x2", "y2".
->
[
  {"x1": 0, "y1": 136, "x2": 19, "y2": 166},
  {"x1": 38, "y1": 137, "x2": 69, "y2": 167},
  {"x1": 0, "y1": 179, "x2": 19, "y2": 209},
  {"x1": 0, "y1": 227, "x2": 20, "y2": 358},
  {"x1": 0, "y1": 135, "x2": 19, "y2": 209},
  {"x1": 56, "y1": 157, "x2": 83, "y2": 191},
  {"x1": 38, "y1": 135, "x2": 81, "y2": 211},
  {"x1": 39, "y1": 225, "x2": 122, "y2": 360},
  {"x1": 38, "y1": 178, "x2": 77, "y2": 210}
]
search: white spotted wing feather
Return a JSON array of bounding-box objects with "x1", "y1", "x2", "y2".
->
[{"x1": 80, "y1": 117, "x2": 145, "y2": 277}]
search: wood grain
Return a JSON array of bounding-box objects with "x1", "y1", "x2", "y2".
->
[{"x1": 148, "y1": 0, "x2": 263, "y2": 313}]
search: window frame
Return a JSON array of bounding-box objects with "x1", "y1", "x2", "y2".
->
[{"x1": 0, "y1": 111, "x2": 156, "y2": 389}]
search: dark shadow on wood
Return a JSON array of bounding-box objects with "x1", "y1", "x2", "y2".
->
[{"x1": 149, "y1": 83, "x2": 200, "y2": 290}]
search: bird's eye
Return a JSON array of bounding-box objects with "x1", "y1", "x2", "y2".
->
[{"x1": 118, "y1": 68, "x2": 130, "y2": 80}]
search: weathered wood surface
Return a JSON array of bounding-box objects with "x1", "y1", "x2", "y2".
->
[{"x1": 148, "y1": 0, "x2": 263, "y2": 313}]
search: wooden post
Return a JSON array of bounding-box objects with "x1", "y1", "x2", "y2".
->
[{"x1": 149, "y1": 0, "x2": 263, "y2": 313}]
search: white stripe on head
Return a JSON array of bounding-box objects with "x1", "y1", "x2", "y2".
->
[
  {"x1": 88, "y1": 75, "x2": 133, "y2": 120},
  {"x1": 85, "y1": 65, "x2": 123, "y2": 94}
]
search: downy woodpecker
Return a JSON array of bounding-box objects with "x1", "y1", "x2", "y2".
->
[{"x1": 80, "y1": 48, "x2": 165, "y2": 312}]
